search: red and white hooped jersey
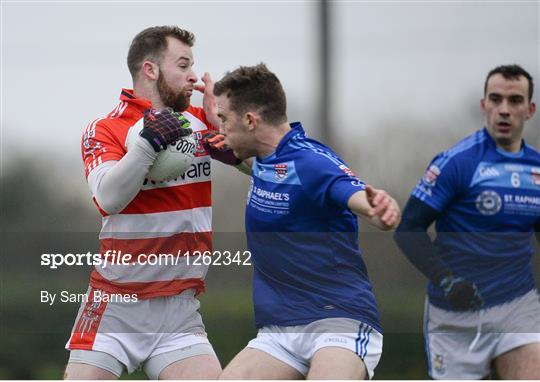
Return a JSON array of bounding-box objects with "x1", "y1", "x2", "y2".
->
[{"x1": 81, "y1": 89, "x2": 216, "y2": 299}]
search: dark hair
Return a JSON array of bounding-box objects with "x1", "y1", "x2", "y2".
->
[
  {"x1": 214, "y1": 63, "x2": 287, "y2": 125},
  {"x1": 127, "y1": 26, "x2": 195, "y2": 80},
  {"x1": 484, "y1": 64, "x2": 534, "y2": 101}
]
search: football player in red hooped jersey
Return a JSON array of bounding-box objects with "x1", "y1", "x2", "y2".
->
[{"x1": 64, "y1": 26, "x2": 225, "y2": 380}]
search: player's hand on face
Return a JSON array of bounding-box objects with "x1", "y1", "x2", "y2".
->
[
  {"x1": 140, "y1": 108, "x2": 192, "y2": 152},
  {"x1": 365, "y1": 186, "x2": 401, "y2": 230},
  {"x1": 201, "y1": 131, "x2": 242, "y2": 166},
  {"x1": 194, "y1": 72, "x2": 221, "y2": 129}
]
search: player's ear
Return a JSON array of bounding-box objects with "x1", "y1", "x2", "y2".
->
[
  {"x1": 142, "y1": 61, "x2": 159, "y2": 81},
  {"x1": 527, "y1": 101, "x2": 536, "y2": 119},
  {"x1": 245, "y1": 112, "x2": 258, "y2": 131},
  {"x1": 480, "y1": 98, "x2": 486, "y2": 113}
]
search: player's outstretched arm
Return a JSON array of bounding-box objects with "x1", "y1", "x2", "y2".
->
[
  {"x1": 393, "y1": 196, "x2": 483, "y2": 310},
  {"x1": 347, "y1": 186, "x2": 401, "y2": 231}
]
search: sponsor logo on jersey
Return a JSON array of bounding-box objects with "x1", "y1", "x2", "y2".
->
[
  {"x1": 531, "y1": 167, "x2": 540, "y2": 186},
  {"x1": 324, "y1": 336, "x2": 346, "y2": 344},
  {"x1": 82, "y1": 120, "x2": 97, "y2": 149},
  {"x1": 504, "y1": 164, "x2": 525, "y2": 173},
  {"x1": 422, "y1": 165, "x2": 441, "y2": 187},
  {"x1": 479, "y1": 166, "x2": 500, "y2": 178},
  {"x1": 416, "y1": 183, "x2": 432, "y2": 197},
  {"x1": 251, "y1": 185, "x2": 290, "y2": 201},
  {"x1": 142, "y1": 159, "x2": 210, "y2": 187},
  {"x1": 339, "y1": 164, "x2": 356, "y2": 177},
  {"x1": 255, "y1": 166, "x2": 266, "y2": 177},
  {"x1": 194, "y1": 131, "x2": 208, "y2": 155},
  {"x1": 475, "y1": 190, "x2": 502, "y2": 215},
  {"x1": 274, "y1": 164, "x2": 287, "y2": 181}
]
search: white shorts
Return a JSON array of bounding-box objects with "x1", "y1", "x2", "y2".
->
[
  {"x1": 65, "y1": 287, "x2": 217, "y2": 378},
  {"x1": 425, "y1": 289, "x2": 540, "y2": 379},
  {"x1": 247, "y1": 317, "x2": 383, "y2": 379}
]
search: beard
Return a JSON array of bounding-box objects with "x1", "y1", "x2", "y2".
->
[
  {"x1": 490, "y1": 122, "x2": 524, "y2": 149},
  {"x1": 157, "y1": 71, "x2": 190, "y2": 112}
]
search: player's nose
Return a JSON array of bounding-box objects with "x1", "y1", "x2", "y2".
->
[
  {"x1": 498, "y1": 99, "x2": 510, "y2": 115},
  {"x1": 188, "y1": 69, "x2": 198, "y2": 83}
]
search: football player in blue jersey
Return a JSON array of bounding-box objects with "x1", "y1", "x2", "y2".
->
[
  {"x1": 394, "y1": 64, "x2": 540, "y2": 379},
  {"x1": 206, "y1": 63, "x2": 400, "y2": 380}
]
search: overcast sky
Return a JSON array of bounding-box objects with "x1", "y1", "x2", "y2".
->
[{"x1": 2, "y1": 1, "x2": 539, "y2": 184}]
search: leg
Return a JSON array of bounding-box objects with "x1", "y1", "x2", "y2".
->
[
  {"x1": 219, "y1": 348, "x2": 303, "y2": 380},
  {"x1": 64, "y1": 350, "x2": 123, "y2": 380},
  {"x1": 492, "y1": 290, "x2": 540, "y2": 379},
  {"x1": 494, "y1": 342, "x2": 540, "y2": 379},
  {"x1": 144, "y1": 343, "x2": 221, "y2": 380},
  {"x1": 158, "y1": 354, "x2": 222, "y2": 380},
  {"x1": 307, "y1": 347, "x2": 367, "y2": 380},
  {"x1": 64, "y1": 363, "x2": 119, "y2": 380},
  {"x1": 144, "y1": 295, "x2": 221, "y2": 379},
  {"x1": 304, "y1": 319, "x2": 383, "y2": 380}
]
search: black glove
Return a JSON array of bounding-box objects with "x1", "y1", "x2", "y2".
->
[
  {"x1": 439, "y1": 275, "x2": 484, "y2": 310},
  {"x1": 140, "y1": 108, "x2": 193, "y2": 152},
  {"x1": 201, "y1": 131, "x2": 242, "y2": 166}
]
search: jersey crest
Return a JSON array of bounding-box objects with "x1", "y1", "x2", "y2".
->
[{"x1": 274, "y1": 164, "x2": 287, "y2": 181}]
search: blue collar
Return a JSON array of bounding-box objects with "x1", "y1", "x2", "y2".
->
[
  {"x1": 258, "y1": 122, "x2": 304, "y2": 162},
  {"x1": 482, "y1": 127, "x2": 525, "y2": 158}
]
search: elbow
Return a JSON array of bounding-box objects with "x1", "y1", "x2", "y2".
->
[
  {"x1": 393, "y1": 218, "x2": 423, "y2": 249},
  {"x1": 393, "y1": 222, "x2": 407, "y2": 247},
  {"x1": 94, "y1": 194, "x2": 124, "y2": 215}
]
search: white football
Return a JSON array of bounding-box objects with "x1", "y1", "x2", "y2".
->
[{"x1": 125, "y1": 120, "x2": 197, "y2": 182}]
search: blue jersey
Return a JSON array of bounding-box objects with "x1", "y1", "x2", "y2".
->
[
  {"x1": 412, "y1": 128, "x2": 540, "y2": 309},
  {"x1": 246, "y1": 122, "x2": 381, "y2": 332}
]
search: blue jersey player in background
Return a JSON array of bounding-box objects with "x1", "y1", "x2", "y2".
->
[
  {"x1": 208, "y1": 64, "x2": 401, "y2": 380},
  {"x1": 394, "y1": 64, "x2": 540, "y2": 379}
]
